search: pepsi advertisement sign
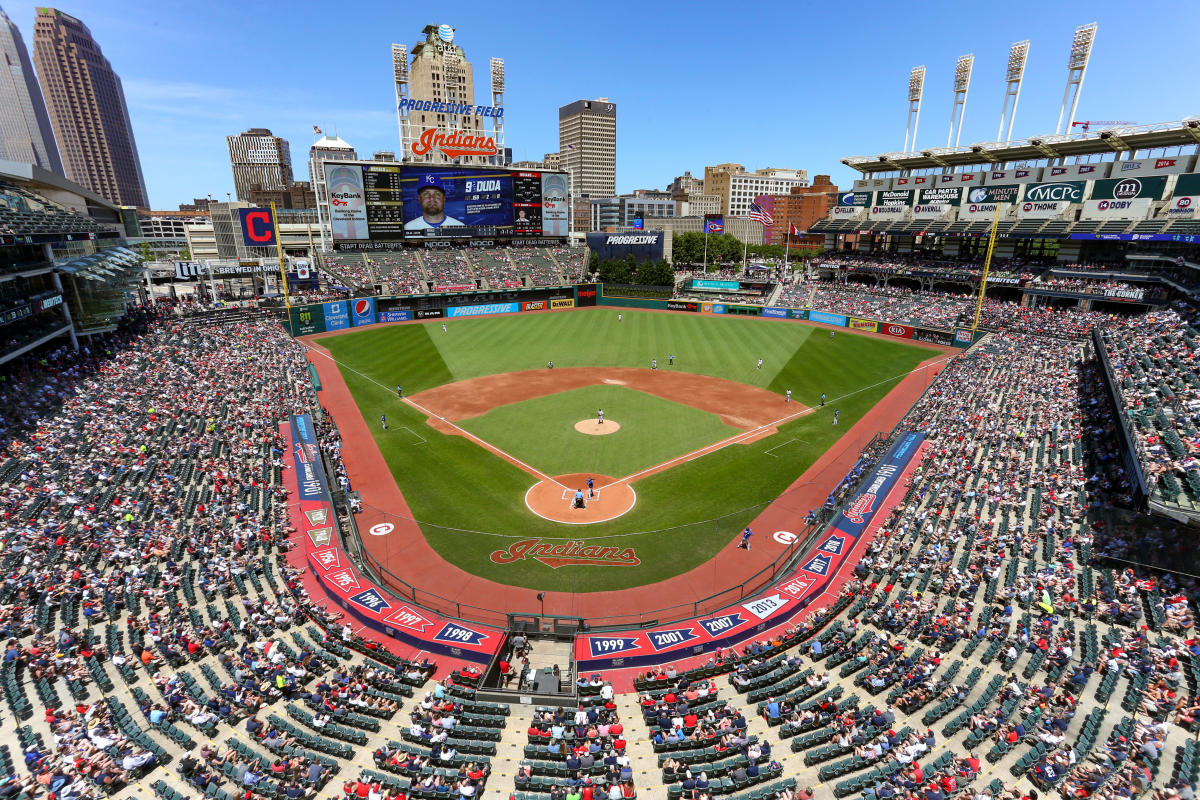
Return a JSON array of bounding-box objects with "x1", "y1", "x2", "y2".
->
[
  {"x1": 324, "y1": 301, "x2": 350, "y2": 331},
  {"x1": 351, "y1": 297, "x2": 376, "y2": 327}
]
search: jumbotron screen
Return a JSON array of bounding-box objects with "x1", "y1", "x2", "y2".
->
[{"x1": 325, "y1": 162, "x2": 569, "y2": 247}]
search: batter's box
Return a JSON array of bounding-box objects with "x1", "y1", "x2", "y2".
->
[{"x1": 561, "y1": 487, "x2": 603, "y2": 502}]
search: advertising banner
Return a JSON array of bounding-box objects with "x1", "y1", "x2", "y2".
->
[
  {"x1": 916, "y1": 187, "x2": 962, "y2": 206},
  {"x1": 1090, "y1": 175, "x2": 1168, "y2": 200},
  {"x1": 326, "y1": 164, "x2": 370, "y2": 241},
  {"x1": 550, "y1": 298, "x2": 575, "y2": 309},
  {"x1": 958, "y1": 184, "x2": 1020, "y2": 219},
  {"x1": 694, "y1": 279, "x2": 740, "y2": 290},
  {"x1": 351, "y1": 297, "x2": 376, "y2": 327},
  {"x1": 703, "y1": 215, "x2": 724, "y2": 234},
  {"x1": 912, "y1": 327, "x2": 952, "y2": 345},
  {"x1": 574, "y1": 432, "x2": 926, "y2": 670},
  {"x1": 415, "y1": 308, "x2": 444, "y2": 319},
  {"x1": 809, "y1": 311, "x2": 847, "y2": 327},
  {"x1": 585, "y1": 233, "x2": 665, "y2": 264},
  {"x1": 446, "y1": 302, "x2": 520, "y2": 318},
  {"x1": 290, "y1": 304, "x2": 325, "y2": 335},
  {"x1": 848, "y1": 317, "x2": 878, "y2": 333},
  {"x1": 291, "y1": 414, "x2": 329, "y2": 501},
  {"x1": 953, "y1": 328, "x2": 974, "y2": 346},
  {"x1": 433, "y1": 283, "x2": 475, "y2": 293},
  {"x1": 667, "y1": 300, "x2": 700, "y2": 312},
  {"x1": 238, "y1": 208, "x2": 277, "y2": 247},
  {"x1": 762, "y1": 307, "x2": 789, "y2": 319},
  {"x1": 837, "y1": 191, "x2": 871, "y2": 207},
  {"x1": 1023, "y1": 181, "x2": 1085, "y2": 203},
  {"x1": 789, "y1": 309, "x2": 809, "y2": 320},
  {"x1": 539, "y1": 172, "x2": 569, "y2": 237},
  {"x1": 873, "y1": 189, "x2": 914, "y2": 206},
  {"x1": 576, "y1": 284, "x2": 599, "y2": 307},
  {"x1": 1167, "y1": 173, "x2": 1200, "y2": 218},
  {"x1": 880, "y1": 322, "x2": 913, "y2": 339},
  {"x1": 378, "y1": 310, "x2": 411, "y2": 322},
  {"x1": 522, "y1": 300, "x2": 546, "y2": 311},
  {"x1": 1019, "y1": 201, "x2": 1071, "y2": 219},
  {"x1": 324, "y1": 300, "x2": 350, "y2": 331},
  {"x1": 833, "y1": 206, "x2": 865, "y2": 218}
]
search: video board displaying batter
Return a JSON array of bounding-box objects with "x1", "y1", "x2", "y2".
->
[{"x1": 326, "y1": 162, "x2": 568, "y2": 246}]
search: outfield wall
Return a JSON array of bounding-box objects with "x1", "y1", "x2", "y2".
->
[{"x1": 283, "y1": 283, "x2": 979, "y2": 348}]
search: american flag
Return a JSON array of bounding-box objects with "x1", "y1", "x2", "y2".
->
[{"x1": 748, "y1": 201, "x2": 774, "y2": 226}]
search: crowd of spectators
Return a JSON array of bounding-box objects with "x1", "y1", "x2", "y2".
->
[{"x1": 421, "y1": 251, "x2": 477, "y2": 290}]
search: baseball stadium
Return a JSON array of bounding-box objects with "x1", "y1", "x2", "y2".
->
[{"x1": 2, "y1": 14, "x2": 1200, "y2": 800}]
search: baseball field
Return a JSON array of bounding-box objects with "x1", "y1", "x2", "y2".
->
[{"x1": 312, "y1": 308, "x2": 940, "y2": 592}]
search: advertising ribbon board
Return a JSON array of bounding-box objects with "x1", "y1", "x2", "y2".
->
[
  {"x1": 808, "y1": 311, "x2": 847, "y2": 327},
  {"x1": 574, "y1": 432, "x2": 926, "y2": 669}
]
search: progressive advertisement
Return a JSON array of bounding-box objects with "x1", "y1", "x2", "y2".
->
[{"x1": 328, "y1": 161, "x2": 569, "y2": 246}]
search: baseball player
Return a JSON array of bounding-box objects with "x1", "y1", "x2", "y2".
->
[
  {"x1": 785, "y1": 389, "x2": 792, "y2": 403},
  {"x1": 833, "y1": 409, "x2": 840, "y2": 426},
  {"x1": 618, "y1": 313, "x2": 622, "y2": 322},
  {"x1": 739, "y1": 527, "x2": 754, "y2": 551},
  {"x1": 651, "y1": 359, "x2": 657, "y2": 370},
  {"x1": 668, "y1": 354, "x2": 674, "y2": 366},
  {"x1": 820, "y1": 392, "x2": 827, "y2": 406},
  {"x1": 442, "y1": 323, "x2": 447, "y2": 332},
  {"x1": 587, "y1": 476, "x2": 595, "y2": 498},
  {"x1": 380, "y1": 414, "x2": 387, "y2": 430},
  {"x1": 396, "y1": 384, "x2": 403, "y2": 399},
  {"x1": 547, "y1": 360, "x2": 554, "y2": 369},
  {"x1": 597, "y1": 408, "x2": 604, "y2": 425},
  {"x1": 756, "y1": 358, "x2": 763, "y2": 370},
  {"x1": 830, "y1": 330, "x2": 835, "y2": 339}
]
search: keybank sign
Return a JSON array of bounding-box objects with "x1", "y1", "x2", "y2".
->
[{"x1": 1023, "y1": 181, "x2": 1084, "y2": 203}]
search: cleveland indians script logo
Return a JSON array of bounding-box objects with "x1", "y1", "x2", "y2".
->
[
  {"x1": 490, "y1": 539, "x2": 640, "y2": 569},
  {"x1": 843, "y1": 493, "x2": 877, "y2": 525}
]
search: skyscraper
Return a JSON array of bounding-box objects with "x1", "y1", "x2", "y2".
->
[
  {"x1": 226, "y1": 128, "x2": 294, "y2": 201},
  {"x1": 0, "y1": 6, "x2": 62, "y2": 173},
  {"x1": 559, "y1": 99, "x2": 617, "y2": 203},
  {"x1": 33, "y1": 7, "x2": 147, "y2": 207}
]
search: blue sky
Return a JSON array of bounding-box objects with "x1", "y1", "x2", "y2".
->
[{"x1": 5, "y1": 0, "x2": 1198, "y2": 209}]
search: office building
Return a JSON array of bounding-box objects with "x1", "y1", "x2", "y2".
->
[
  {"x1": 227, "y1": 128, "x2": 293, "y2": 201},
  {"x1": 32, "y1": 7, "x2": 147, "y2": 207},
  {"x1": 0, "y1": 7, "x2": 62, "y2": 173},
  {"x1": 559, "y1": 98, "x2": 616, "y2": 199},
  {"x1": 402, "y1": 24, "x2": 502, "y2": 167},
  {"x1": 703, "y1": 164, "x2": 807, "y2": 217},
  {"x1": 762, "y1": 175, "x2": 839, "y2": 245}
]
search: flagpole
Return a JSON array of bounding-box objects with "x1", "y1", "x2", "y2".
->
[
  {"x1": 784, "y1": 227, "x2": 790, "y2": 273},
  {"x1": 703, "y1": 229, "x2": 708, "y2": 272},
  {"x1": 742, "y1": 237, "x2": 747, "y2": 272}
]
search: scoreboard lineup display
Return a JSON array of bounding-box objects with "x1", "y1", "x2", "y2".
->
[{"x1": 328, "y1": 161, "x2": 569, "y2": 246}]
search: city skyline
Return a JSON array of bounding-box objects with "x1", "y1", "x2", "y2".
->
[{"x1": 1, "y1": 0, "x2": 1195, "y2": 209}]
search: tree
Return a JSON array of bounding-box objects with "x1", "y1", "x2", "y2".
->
[
  {"x1": 634, "y1": 259, "x2": 674, "y2": 286},
  {"x1": 588, "y1": 252, "x2": 599, "y2": 273},
  {"x1": 179, "y1": 246, "x2": 191, "y2": 260},
  {"x1": 136, "y1": 241, "x2": 152, "y2": 263},
  {"x1": 597, "y1": 258, "x2": 633, "y2": 285}
]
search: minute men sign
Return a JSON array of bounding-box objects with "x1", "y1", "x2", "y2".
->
[{"x1": 960, "y1": 184, "x2": 1020, "y2": 218}]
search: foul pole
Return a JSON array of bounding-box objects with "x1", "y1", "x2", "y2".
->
[
  {"x1": 270, "y1": 202, "x2": 294, "y2": 336},
  {"x1": 972, "y1": 200, "x2": 1004, "y2": 331}
]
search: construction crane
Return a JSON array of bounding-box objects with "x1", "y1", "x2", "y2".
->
[{"x1": 1071, "y1": 120, "x2": 1136, "y2": 132}]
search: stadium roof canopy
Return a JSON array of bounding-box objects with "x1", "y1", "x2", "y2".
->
[{"x1": 842, "y1": 119, "x2": 1200, "y2": 174}]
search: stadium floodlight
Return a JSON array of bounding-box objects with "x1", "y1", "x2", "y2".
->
[
  {"x1": 997, "y1": 40, "x2": 1029, "y2": 142},
  {"x1": 490, "y1": 57, "x2": 505, "y2": 93},
  {"x1": 392, "y1": 43, "x2": 408, "y2": 82},
  {"x1": 904, "y1": 66, "x2": 926, "y2": 153},
  {"x1": 947, "y1": 54, "x2": 974, "y2": 148},
  {"x1": 1055, "y1": 23, "x2": 1097, "y2": 134},
  {"x1": 392, "y1": 43, "x2": 410, "y2": 164}
]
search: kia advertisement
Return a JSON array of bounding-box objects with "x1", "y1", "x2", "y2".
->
[
  {"x1": 881, "y1": 323, "x2": 913, "y2": 339},
  {"x1": 328, "y1": 161, "x2": 568, "y2": 247}
]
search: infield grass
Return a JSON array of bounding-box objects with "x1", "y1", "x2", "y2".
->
[
  {"x1": 317, "y1": 309, "x2": 939, "y2": 592},
  {"x1": 457, "y1": 385, "x2": 742, "y2": 477}
]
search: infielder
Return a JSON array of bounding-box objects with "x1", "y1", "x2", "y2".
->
[
  {"x1": 833, "y1": 409, "x2": 840, "y2": 425},
  {"x1": 785, "y1": 389, "x2": 792, "y2": 403}
]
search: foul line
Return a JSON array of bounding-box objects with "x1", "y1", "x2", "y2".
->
[
  {"x1": 596, "y1": 353, "x2": 954, "y2": 492},
  {"x1": 764, "y1": 438, "x2": 806, "y2": 458},
  {"x1": 302, "y1": 343, "x2": 569, "y2": 491}
]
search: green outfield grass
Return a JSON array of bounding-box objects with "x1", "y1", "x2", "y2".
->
[
  {"x1": 457, "y1": 384, "x2": 742, "y2": 478},
  {"x1": 317, "y1": 309, "x2": 938, "y2": 592}
]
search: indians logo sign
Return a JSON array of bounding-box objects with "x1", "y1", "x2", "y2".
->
[
  {"x1": 410, "y1": 128, "x2": 498, "y2": 159},
  {"x1": 490, "y1": 538, "x2": 640, "y2": 568},
  {"x1": 843, "y1": 493, "x2": 876, "y2": 525}
]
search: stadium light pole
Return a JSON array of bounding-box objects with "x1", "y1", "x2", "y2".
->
[
  {"x1": 391, "y1": 44, "x2": 410, "y2": 159},
  {"x1": 947, "y1": 55, "x2": 974, "y2": 149},
  {"x1": 997, "y1": 41, "x2": 1029, "y2": 143},
  {"x1": 1055, "y1": 23, "x2": 1097, "y2": 135},
  {"x1": 903, "y1": 66, "x2": 926, "y2": 153}
]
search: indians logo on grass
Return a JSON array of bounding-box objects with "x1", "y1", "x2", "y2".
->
[
  {"x1": 490, "y1": 538, "x2": 640, "y2": 568},
  {"x1": 843, "y1": 493, "x2": 877, "y2": 525}
]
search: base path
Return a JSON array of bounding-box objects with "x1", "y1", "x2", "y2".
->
[
  {"x1": 303, "y1": 332, "x2": 953, "y2": 626},
  {"x1": 526, "y1": 473, "x2": 636, "y2": 524}
]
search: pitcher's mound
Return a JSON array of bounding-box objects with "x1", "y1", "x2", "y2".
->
[
  {"x1": 574, "y1": 419, "x2": 621, "y2": 435},
  {"x1": 525, "y1": 473, "x2": 636, "y2": 524}
]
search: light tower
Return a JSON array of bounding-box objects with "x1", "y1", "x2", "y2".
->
[
  {"x1": 490, "y1": 57, "x2": 506, "y2": 165},
  {"x1": 1055, "y1": 23, "x2": 1097, "y2": 134},
  {"x1": 391, "y1": 43, "x2": 409, "y2": 156},
  {"x1": 947, "y1": 54, "x2": 974, "y2": 148},
  {"x1": 903, "y1": 66, "x2": 926, "y2": 153},
  {"x1": 997, "y1": 40, "x2": 1029, "y2": 142}
]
